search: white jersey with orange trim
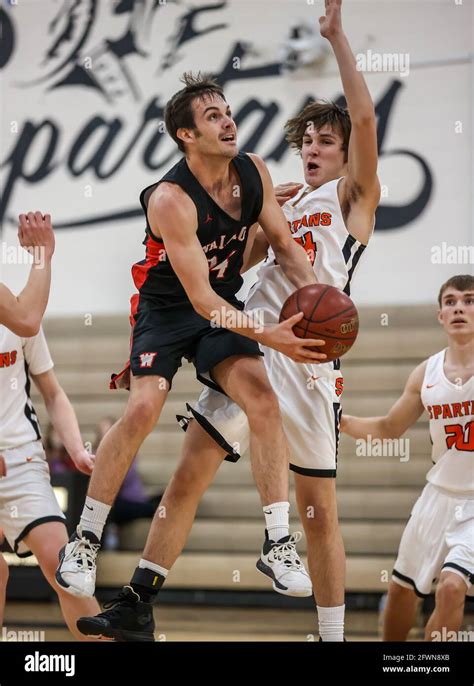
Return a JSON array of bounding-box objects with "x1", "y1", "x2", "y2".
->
[
  {"x1": 0, "y1": 325, "x2": 53, "y2": 451},
  {"x1": 246, "y1": 177, "x2": 367, "y2": 323},
  {"x1": 421, "y1": 349, "x2": 474, "y2": 494}
]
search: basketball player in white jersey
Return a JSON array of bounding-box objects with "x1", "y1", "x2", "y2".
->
[
  {"x1": 342, "y1": 275, "x2": 474, "y2": 641},
  {"x1": 75, "y1": 0, "x2": 379, "y2": 642},
  {"x1": 0, "y1": 212, "x2": 55, "y2": 336},
  {"x1": 0, "y1": 324, "x2": 100, "y2": 637}
]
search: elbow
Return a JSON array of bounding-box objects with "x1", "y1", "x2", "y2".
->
[
  {"x1": 14, "y1": 318, "x2": 40, "y2": 338},
  {"x1": 352, "y1": 112, "x2": 376, "y2": 129}
]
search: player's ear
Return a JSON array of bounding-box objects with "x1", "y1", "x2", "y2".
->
[
  {"x1": 177, "y1": 127, "x2": 193, "y2": 147},
  {"x1": 437, "y1": 308, "x2": 444, "y2": 326}
]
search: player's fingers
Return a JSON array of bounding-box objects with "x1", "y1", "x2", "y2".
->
[
  {"x1": 43, "y1": 213, "x2": 52, "y2": 228},
  {"x1": 34, "y1": 211, "x2": 44, "y2": 224},
  {"x1": 18, "y1": 213, "x2": 28, "y2": 228},
  {"x1": 284, "y1": 311, "x2": 304, "y2": 325},
  {"x1": 301, "y1": 338, "x2": 326, "y2": 347}
]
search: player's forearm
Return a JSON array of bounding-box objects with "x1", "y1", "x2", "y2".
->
[
  {"x1": 192, "y1": 291, "x2": 267, "y2": 344},
  {"x1": 44, "y1": 389, "x2": 85, "y2": 459},
  {"x1": 342, "y1": 414, "x2": 398, "y2": 440},
  {"x1": 273, "y1": 239, "x2": 316, "y2": 289},
  {"x1": 329, "y1": 32, "x2": 375, "y2": 122},
  {"x1": 17, "y1": 259, "x2": 52, "y2": 333}
]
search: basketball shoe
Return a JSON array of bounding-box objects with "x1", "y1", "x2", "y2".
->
[
  {"x1": 77, "y1": 586, "x2": 155, "y2": 642},
  {"x1": 256, "y1": 530, "x2": 312, "y2": 597},
  {"x1": 55, "y1": 526, "x2": 101, "y2": 597}
]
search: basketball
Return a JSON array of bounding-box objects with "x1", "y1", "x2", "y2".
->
[{"x1": 279, "y1": 284, "x2": 359, "y2": 362}]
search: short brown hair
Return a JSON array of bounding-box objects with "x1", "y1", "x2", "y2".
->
[
  {"x1": 285, "y1": 100, "x2": 351, "y2": 161},
  {"x1": 164, "y1": 72, "x2": 226, "y2": 152},
  {"x1": 438, "y1": 274, "x2": 474, "y2": 306}
]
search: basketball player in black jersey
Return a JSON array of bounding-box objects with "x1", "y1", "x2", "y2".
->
[{"x1": 56, "y1": 73, "x2": 326, "y2": 636}]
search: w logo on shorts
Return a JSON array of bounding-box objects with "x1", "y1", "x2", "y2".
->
[{"x1": 139, "y1": 352, "x2": 157, "y2": 368}]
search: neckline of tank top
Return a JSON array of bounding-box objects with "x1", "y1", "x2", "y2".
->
[
  {"x1": 184, "y1": 157, "x2": 244, "y2": 225},
  {"x1": 289, "y1": 176, "x2": 344, "y2": 209},
  {"x1": 439, "y1": 348, "x2": 474, "y2": 389}
]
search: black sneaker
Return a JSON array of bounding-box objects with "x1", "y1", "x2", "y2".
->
[{"x1": 76, "y1": 586, "x2": 155, "y2": 641}]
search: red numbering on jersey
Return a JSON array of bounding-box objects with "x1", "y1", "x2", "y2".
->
[
  {"x1": 335, "y1": 377, "x2": 343, "y2": 397},
  {"x1": 208, "y1": 250, "x2": 237, "y2": 279},
  {"x1": 294, "y1": 232, "x2": 317, "y2": 265},
  {"x1": 444, "y1": 421, "x2": 474, "y2": 452}
]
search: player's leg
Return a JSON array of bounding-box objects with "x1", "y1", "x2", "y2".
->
[
  {"x1": 140, "y1": 420, "x2": 227, "y2": 570},
  {"x1": 293, "y1": 473, "x2": 345, "y2": 640},
  {"x1": 0, "y1": 546, "x2": 8, "y2": 629},
  {"x1": 424, "y1": 571, "x2": 467, "y2": 639},
  {"x1": 210, "y1": 354, "x2": 311, "y2": 597},
  {"x1": 383, "y1": 580, "x2": 420, "y2": 641},
  {"x1": 24, "y1": 522, "x2": 100, "y2": 640},
  {"x1": 211, "y1": 355, "x2": 288, "y2": 508},
  {"x1": 56, "y1": 374, "x2": 169, "y2": 597},
  {"x1": 75, "y1": 421, "x2": 227, "y2": 641}
]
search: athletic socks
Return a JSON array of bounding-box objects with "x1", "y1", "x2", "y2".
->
[
  {"x1": 317, "y1": 604, "x2": 345, "y2": 642},
  {"x1": 79, "y1": 497, "x2": 111, "y2": 541},
  {"x1": 130, "y1": 559, "x2": 169, "y2": 603},
  {"x1": 263, "y1": 501, "x2": 290, "y2": 542}
]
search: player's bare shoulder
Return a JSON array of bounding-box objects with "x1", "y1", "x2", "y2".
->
[
  {"x1": 406, "y1": 359, "x2": 429, "y2": 394},
  {"x1": 147, "y1": 182, "x2": 197, "y2": 238}
]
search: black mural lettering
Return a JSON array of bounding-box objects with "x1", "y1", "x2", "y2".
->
[
  {"x1": 234, "y1": 100, "x2": 280, "y2": 152},
  {"x1": 1, "y1": 121, "x2": 59, "y2": 226},
  {"x1": 0, "y1": 8, "x2": 15, "y2": 70},
  {"x1": 68, "y1": 117, "x2": 124, "y2": 178},
  {"x1": 215, "y1": 42, "x2": 281, "y2": 88},
  {"x1": 162, "y1": 2, "x2": 227, "y2": 71},
  {"x1": 375, "y1": 150, "x2": 433, "y2": 230}
]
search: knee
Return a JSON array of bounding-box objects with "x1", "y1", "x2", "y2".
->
[
  {"x1": 166, "y1": 466, "x2": 203, "y2": 503},
  {"x1": 301, "y1": 502, "x2": 338, "y2": 538},
  {"x1": 436, "y1": 575, "x2": 466, "y2": 607},
  {"x1": 388, "y1": 580, "x2": 415, "y2": 601},
  {"x1": 122, "y1": 400, "x2": 159, "y2": 436},
  {"x1": 245, "y1": 385, "x2": 281, "y2": 429}
]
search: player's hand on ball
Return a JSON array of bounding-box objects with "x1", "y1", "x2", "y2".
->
[
  {"x1": 319, "y1": 0, "x2": 343, "y2": 41},
  {"x1": 0, "y1": 455, "x2": 6, "y2": 478},
  {"x1": 274, "y1": 182, "x2": 304, "y2": 207},
  {"x1": 71, "y1": 449, "x2": 95, "y2": 476},
  {"x1": 18, "y1": 212, "x2": 55, "y2": 261},
  {"x1": 262, "y1": 312, "x2": 327, "y2": 363}
]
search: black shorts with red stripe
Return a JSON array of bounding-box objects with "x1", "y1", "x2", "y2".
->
[{"x1": 111, "y1": 296, "x2": 262, "y2": 391}]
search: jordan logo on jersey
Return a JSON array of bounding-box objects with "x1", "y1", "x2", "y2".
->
[
  {"x1": 0, "y1": 350, "x2": 17, "y2": 367},
  {"x1": 139, "y1": 352, "x2": 157, "y2": 368}
]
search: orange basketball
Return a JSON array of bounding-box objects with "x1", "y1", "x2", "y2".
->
[{"x1": 279, "y1": 284, "x2": 359, "y2": 362}]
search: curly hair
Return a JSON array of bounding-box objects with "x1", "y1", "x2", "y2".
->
[{"x1": 285, "y1": 100, "x2": 351, "y2": 161}]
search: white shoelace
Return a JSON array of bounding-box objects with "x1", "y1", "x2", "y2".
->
[
  {"x1": 68, "y1": 534, "x2": 100, "y2": 570},
  {"x1": 269, "y1": 531, "x2": 304, "y2": 569}
]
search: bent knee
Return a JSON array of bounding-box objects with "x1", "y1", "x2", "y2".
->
[
  {"x1": 123, "y1": 401, "x2": 160, "y2": 435},
  {"x1": 436, "y1": 575, "x2": 467, "y2": 605}
]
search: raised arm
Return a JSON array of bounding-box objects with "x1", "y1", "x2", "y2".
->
[
  {"x1": 320, "y1": 0, "x2": 380, "y2": 243},
  {"x1": 341, "y1": 362, "x2": 427, "y2": 440},
  {"x1": 0, "y1": 213, "x2": 55, "y2": 336}
]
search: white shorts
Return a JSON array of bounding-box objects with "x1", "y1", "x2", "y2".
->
[
  {"x1": 184, "y1": 348, "x2": 343, "y2": 476},
  {"x1": 0, "y1": 441, "x2": 66, "y2": 557},
  {"x1": 392, "y1": 482, "x2": 474, "y2": 597}
]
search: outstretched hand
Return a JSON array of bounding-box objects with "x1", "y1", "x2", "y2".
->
[{"x1": 319, "y1": 0, "x2": 343, "y2": 40}]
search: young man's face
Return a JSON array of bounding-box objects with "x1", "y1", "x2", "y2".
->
[
  {"x1": 181, "y1": 94, "x2": 238, "y2": 159},
  {"x1": 438, "y1": 287, "x2": 474, "y2": 339},
  {"x1": 301, "y1": 123, "x2": 347, "y2": 187}
]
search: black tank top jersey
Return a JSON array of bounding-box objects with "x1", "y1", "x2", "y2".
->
[{"x1": 132, "y1": 152, "x2": 264, "y2": 309}]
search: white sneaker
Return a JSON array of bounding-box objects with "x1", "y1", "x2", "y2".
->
[
  {"x1": 256, "y1": 531, "x2": 312, "y2": 597},
  {"x1": 55, "y1": 526, "x2": 101, "y2": 598}
]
